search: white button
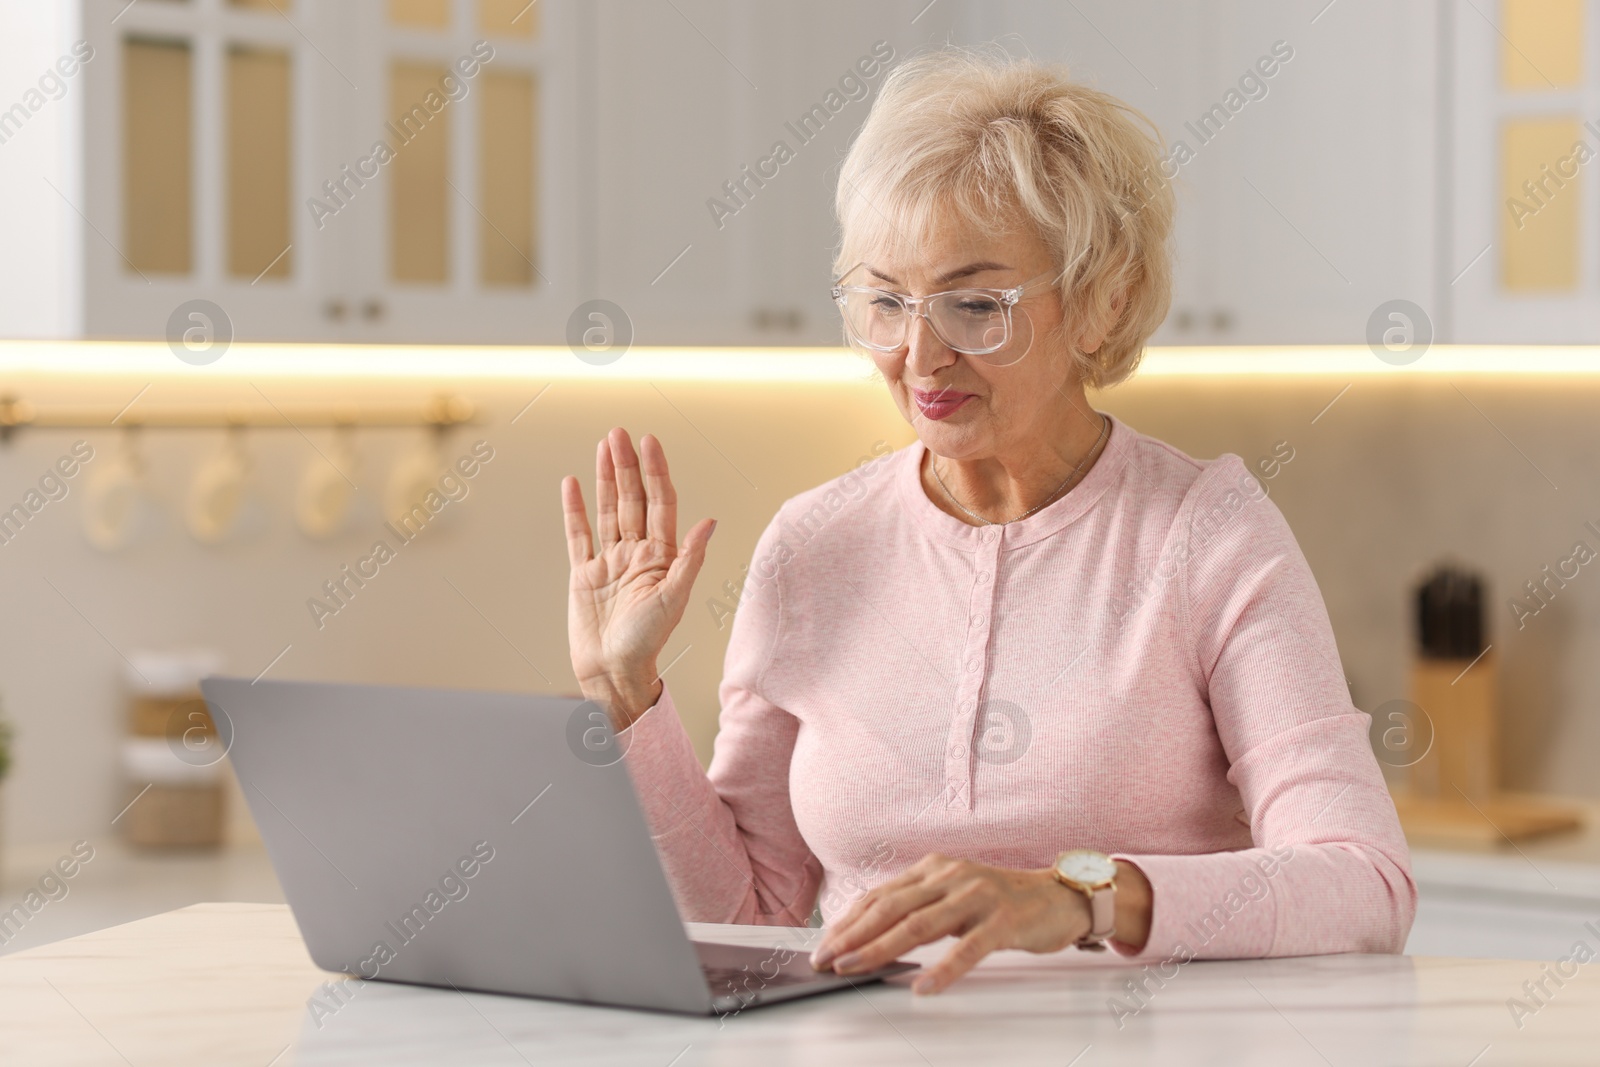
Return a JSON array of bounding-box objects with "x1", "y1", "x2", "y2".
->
[
  {"x1": 977, "y1": 572, "x2": 991, "y2": 583},
  {"x1": 983, "y1": 528, "x2": 998, "y2": 543},
  {"x1": 971, "y1": 614, "x2": 985, "y2": 627},
  {"x1": 967, "y1": 661, "x2": 980, "y2": 672}
]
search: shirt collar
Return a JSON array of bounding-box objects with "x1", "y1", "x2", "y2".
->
[{"x1": 895, "y1": 411, "x2": 1132, "y2": 549}]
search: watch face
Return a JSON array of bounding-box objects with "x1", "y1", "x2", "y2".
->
[{"x1": 1056, "y1": 850, "x2": 1116, "y2": 886}]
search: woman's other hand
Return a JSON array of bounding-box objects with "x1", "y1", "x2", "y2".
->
[
  {"x1": 810, "y1": 854, "x2": 1152, "y2": 995},
  {"x1": 562, "y1": 428, "x2": 715, "y2": 730}
]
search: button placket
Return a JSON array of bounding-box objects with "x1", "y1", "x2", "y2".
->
[{"x1": 944, "y1": 529, "x2": 1004, "y2": 812}]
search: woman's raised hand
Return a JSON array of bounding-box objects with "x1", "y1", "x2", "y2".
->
[{"x1": 562, "y1": 428, "x2": 716, "y2": 730}]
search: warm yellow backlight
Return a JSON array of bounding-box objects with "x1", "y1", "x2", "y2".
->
[
  {"x1": 3, "y1": 342, "x2": 1600, "y2": 381},
  {"x1": 1136, "y1": 346, "x2": 1600, "y2": 377},
  {"x1": 0, "y1": 343, "x2": 879, "y2": 383}
]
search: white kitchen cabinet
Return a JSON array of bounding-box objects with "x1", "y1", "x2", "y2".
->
[
  {"x1": 946, "y1": 0, "x2": 1439, "y2": 346},
  {"x1": 5, "y1": 1, "x2": 1561, "y2": 347},
  {"x1": 584, "y1": 0, "x2": 964, "y2": 347},
  {"x1": 57, "y1": 0, "x2": 578, "y2": 344},
  {"x1": 1189, "y1": 0, "x2": 1439, "y2": 346},
  {"x1": 944, "y1": 0, "x2": 1214, "y2": 342},
  {"x1": 1445, "y1": 0, "x2": 1600, "y2": 342},
  {"x1": 581, "y1": 0, "x2": 746, "y2": 346}
]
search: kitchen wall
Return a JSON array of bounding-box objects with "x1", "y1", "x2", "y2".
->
[
  {"x1": 0, "y1": 353, "x2": 913, "y2": 846},
  {"x1": 1099, "y1": 367, "x2": 1600, "y2": 797},
  {"x1": 2, "y1": 348, "x2": 1597, "y2": 850}
]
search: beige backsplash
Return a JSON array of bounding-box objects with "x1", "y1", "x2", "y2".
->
[
  {"x1": 1096, "y1": 374, "x2": 1600, "y2": 799},
  {"x1": 1, "y1": 356, "x2": 1595, "y2": 849}
]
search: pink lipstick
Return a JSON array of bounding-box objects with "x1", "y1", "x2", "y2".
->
[{"x1": 913, "y1": 388, "x2": 973, "y2": 421}]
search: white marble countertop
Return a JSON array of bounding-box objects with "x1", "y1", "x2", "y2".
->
[{"x1": 2, "y1": 902, "x2": 1596, "y2": 1065}]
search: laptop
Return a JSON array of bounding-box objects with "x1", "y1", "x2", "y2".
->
[{"x1": 200, "y1": 676, "x2": 917, "y2": 1015}]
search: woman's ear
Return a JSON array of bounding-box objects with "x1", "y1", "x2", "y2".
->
[{"x1": 1074, "y1": 289, "x2": 1124, "y2": 355}]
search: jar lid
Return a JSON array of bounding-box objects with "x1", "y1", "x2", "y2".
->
[
  {"x1": 120, "y1": 736, "x2": 225, "y2": 785},
  {"x1": 125, "y1": 649, "x2": 224, "y2": 697}
]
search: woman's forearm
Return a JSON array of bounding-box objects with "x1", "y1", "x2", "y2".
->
[{"x1": 622, "y1": 683, "x2": 822, "y2": 925}]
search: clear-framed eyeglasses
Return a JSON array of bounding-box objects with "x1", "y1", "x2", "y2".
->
[{"x1": 830, "y1": 270, "x2": 1061, "y2": 365}]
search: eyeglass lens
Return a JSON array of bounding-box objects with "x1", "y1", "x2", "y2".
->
[{"x1": 840, "y1": 289, "x2": 1010, "y2": 356}]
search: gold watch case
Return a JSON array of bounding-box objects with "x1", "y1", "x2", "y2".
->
[{"x1": 1052, "y1": 849, "x2": 1117, "y2": 893}]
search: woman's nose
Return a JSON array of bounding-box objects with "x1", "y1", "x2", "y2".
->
[{"x1": 903, "y1": 312, "x2": 958, "y2": 377}]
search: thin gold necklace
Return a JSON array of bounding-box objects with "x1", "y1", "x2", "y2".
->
[{"x1": 930, "y1": 413, "x2": 1108, "y2": 526}]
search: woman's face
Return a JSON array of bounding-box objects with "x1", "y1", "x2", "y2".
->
[{"x1": 849, "y1": 212, "x2": 1088, "y2": 462}]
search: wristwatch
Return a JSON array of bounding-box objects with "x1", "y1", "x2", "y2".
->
[{"x1": 1051, "y1": 849, "x2": 1117, "y2": 950}]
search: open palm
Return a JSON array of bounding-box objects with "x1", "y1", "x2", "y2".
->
[{"x1": 562, "y1": 429, "x2": 715, "y2": 728}]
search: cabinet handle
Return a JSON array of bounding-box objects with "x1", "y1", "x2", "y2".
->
[
  {"x1": 362, "y1": 299, "x2": 386, "y2": 322},
  {"x1": 324, "y1": 299, "x2": 348, "y2": 322},
  {"x1": 752, "y1": 308, "x2": 803, "y2": 332}
]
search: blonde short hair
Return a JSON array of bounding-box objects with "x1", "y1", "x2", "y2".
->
[{"x1": 834, "y1": 49, "x2": 1174, "y2": 389}]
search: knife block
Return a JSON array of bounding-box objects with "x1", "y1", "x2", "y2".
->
[
  {"x1": 1391, "y1": 650, "x2": 1583, "y2": 844},
  {"x1": 1405, "y1": 654, "x2": 1496, "y2": 802}
]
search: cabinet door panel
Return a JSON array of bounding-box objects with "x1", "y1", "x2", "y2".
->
[
  {"x1": 1196, "y1": 0, "x2": 1436, "y2": 345},
  {"x1": 84, "y1": 0, "x2": 336, "y2": 341},
  {"x1": 1448, "y1": 0, "x2": 1600, "y2": 342},
  {"x1": 334, "y1": 0, "x2": 573, "y2": 344},
  {"x1": 730, "y1": 1, "x2": 956, "y2": 347},
  {"x1": 588, "y1": 0, "x2": 961, "y2": 346},
  {"x1": 944, "y1": 0, "x2": 1212, "y2": 343},
  {"x1": 937, "y1": 0, "x2": 1438, "y2": 347},
  {"x1": 587, "y1": 0, "x2": 749, "y2": 345},
  {"x1": 81, "y1": 0, "x2": 573, "y2": 344}
]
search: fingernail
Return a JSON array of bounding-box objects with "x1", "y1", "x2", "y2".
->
[
  {"x1": 833, "y1": 951, "x2": 863, "y2": 973},
  {"x1": 810, "y1": 945, "x2": 834, "y2": 969},
  {"x1": 709, "y1": 519, "x2": 718, "y2": 537},
  {"x1": 912, "y1": 975, "x2": 936, "y2": 995}
]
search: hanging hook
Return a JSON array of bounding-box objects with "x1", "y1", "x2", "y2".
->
[{"x1": 0, "y1": 395, "x2": 36, "y2": 445}]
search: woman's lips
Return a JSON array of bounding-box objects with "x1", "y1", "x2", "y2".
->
[{"x1": 913, "y1": 389, "x2": 974, "y2": 421}]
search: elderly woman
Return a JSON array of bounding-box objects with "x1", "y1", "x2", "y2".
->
[{"x1": 561, "y1": 50, "x2": 1414, "y2": 996}]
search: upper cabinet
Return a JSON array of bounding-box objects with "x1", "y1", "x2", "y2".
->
[
  {"x1": 946, "y1": 0, "x2": 1440, "y2": 346},
  {"x1": 1447, "y1": 0, "x2": 1600, "y2": 341},
  {"x1": 584, "y1": 0, "x2": 964, "y2": 347},
  {"x1": 1167, "y1": 0, "x2": 1440, "y2": 346},
  {"x1": 79, "y1": 0, "x2": 578, "y2": 343},
  {"x1": 6, "y1": 0, "x2": 1594, "y2": 345}
]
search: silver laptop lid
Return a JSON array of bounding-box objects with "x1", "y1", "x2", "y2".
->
[{"x1": 202, "y1": 676, "x2": 715, "y2": 1014}]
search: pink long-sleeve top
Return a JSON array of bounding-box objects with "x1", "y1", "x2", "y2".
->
[{"x1": 620, "y1": 412, "x2": 1416, "y2": 959}]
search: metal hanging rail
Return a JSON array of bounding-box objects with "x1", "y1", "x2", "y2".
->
[{"x1": 0, "y1": 393, "x2": 477, "y2": 443}]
